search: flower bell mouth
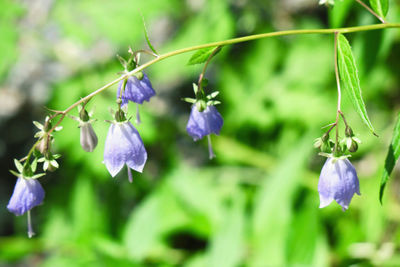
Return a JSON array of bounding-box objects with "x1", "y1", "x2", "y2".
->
[{"x1": 318, "y1": 157, "x2": 361, "y2": 211}]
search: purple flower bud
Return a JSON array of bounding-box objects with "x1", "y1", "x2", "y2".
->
[
  {"x1": 117, "y1": 72, "x2": 155, "y2": 107},
  {"x1": 186, "y1": 105, "x2": 223, "y2": 141},
  {"x1": 318, "y1": 158, "x2": 360, "y2": 211},
  {"x1": 80, "y1": 122, "x2": 98, "y2": 152},
  {"x1": 104, "y1": 121, "x2": 147, "y2": 181},
  {"x1": 7, "y1": 177, "x2": 45, "y2": 216}
]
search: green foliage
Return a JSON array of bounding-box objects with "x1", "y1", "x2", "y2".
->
[
  {"x1": 369, "y1": 0, "x2": 389, "y2": 18},
  {"x1": 380, "y1": 112, "x2": 400, "y2": 203},
  {"x1": 187, "y1": 47, "x2": 221, "y2": 65},
  {"x1": 337, "y1": 33, "x2": 376, "y2": 135},
  {"x1": 1, "y1": 0, "x2": 400, "y2": 266}
]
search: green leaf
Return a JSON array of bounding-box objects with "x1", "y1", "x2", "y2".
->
[
  {"x1": 337, "y1": 33, "x2": 377, "y2": 136},
  {"x1": 142, "y1": 16, "x2": 158, "y2": 55},
  {"x1": 187, "y1": 46, "x2": 221, "y2": 65},
  {"x1": 369, "y1": 0, "x2": 389, "y2": 18},
  {"x1": 207, "y1": 191, "x2": 245, "y2": 267},
  {"x1": 379, "y1": 112, "x2": 400, "y2": 203}
]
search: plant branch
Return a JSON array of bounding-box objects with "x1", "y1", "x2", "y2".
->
[
  {"x1": 47, "y1": 23, "x2": 400, "y2": 134},
  {"x1": 334, "y1": 32, "x2": 341, "y2": 151},
  {"x1": 197, "y1": 46, "x2": 222, "y2": 91}
]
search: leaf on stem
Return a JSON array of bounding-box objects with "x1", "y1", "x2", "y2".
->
[
  {"x1": 142, "y1": 16, "x2": 158, "y2": 55},
  {"x1": 379, "y1": 112, "x2": 400, "y2": 204},
  {"x1": 368, "y1": 0, "x2": 389, "y2": 18},
  {"x1": 187, "y1": 46, "x2": 221, "y2": 65},
  {"x1": 337, "y1": 33, "x2": 377, "y2": 136}
]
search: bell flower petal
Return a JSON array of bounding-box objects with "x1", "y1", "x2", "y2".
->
[
  {"x1": 318, "y1": 157, "x2": 360, "y2": 211},
  {"x1": 104, "y1": 121, "x2": 147, "y2": 178},
  {"x1": 186, "y1": 105, "x2": 223, "y2": 141},
  {"x1": 117, "y1": 72, "x2": 155, "y2": 106},
  {"x1": 7, "y1": 177, "x2": 45, "y2": 216}
]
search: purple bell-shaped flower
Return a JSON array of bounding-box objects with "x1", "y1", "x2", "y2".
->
[
  {"x1": 117, "y1": 72, "x2": 155, "y2": 124},
  {"x1": 318, "y1": 157, "x2": 361, "y2": 211},
  {"x1": 7, "y1": 177, "x2": 45, "y2": 238},
  {"x1": 186, "y1": 105, "x2": 223, "y2": 159},
  {"x1": 7, "y1": 177, "x2": 45, "y2": 216},
  {"x1": 104, "y1": 120, "x2": 147, "y2": 182}
]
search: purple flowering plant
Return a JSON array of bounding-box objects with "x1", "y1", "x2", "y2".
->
[{"x1": 6, "y1": 1, "x2": 400, "y2": 238}]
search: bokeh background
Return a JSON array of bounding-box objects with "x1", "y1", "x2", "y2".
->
[{"x1": 1, "y1": 0, "x2": 400, "y2": 266}]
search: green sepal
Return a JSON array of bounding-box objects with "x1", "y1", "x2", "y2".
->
[
  {"x1": 207, "y1": 100, "x2": 221, "y2": 106},
  {"x1": 33, "y1": 121, "x2": 43, "y2": 130},
  {"x1": 14, "y1": 159, "x2": 23, "y2": 173},
  {"x1": 207, "y1": 91, "x2": 219, "y2": 99},
  {"x1": 31, "y1": 173, "x2": 46, "y2": 179},
  {"x1": 192, "y1": 83, "x2": 199, "y2": 95},
  {"x1": 22, "y1": 162, "x2": 33, "y2": 177},
  {"x1": 182, "y1": 98, "x2": 196, "y2": 104},
  {"x1": 9, "y1": 170, "x2": 20, "y2": 177},
  {"x1": 31, "y1": 158, "x2": 38, "y2": 173},
  {"x1": 117, "y1": 54, "x2": 128, "y2": 68}
]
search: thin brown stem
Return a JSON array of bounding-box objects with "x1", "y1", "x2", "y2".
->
[
  {"x1": 334, "y1": 32, "x2": 341, "y2": 150},
  {"x1": 197, "y1": 46, "x2": 222, "y2": 91},
  {"x1": 355, "y1": 0, "x2": 386, "y2": 24}
]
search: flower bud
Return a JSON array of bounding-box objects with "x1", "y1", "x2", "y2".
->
[
  {"x1": 36, "y1": 135, "x2": 51, "y2": 155},
  {"x1": 135, "y1": 71, "x2": 144, "y2": 80},
  {"x1": 345, "y1": 126, "x2": 354, "y2": 137},
  {"x1": 80, "y1": 122, "x2": 98, "y2": 152},
  {"x1": 348, "y1": 139, "x2": 358, "y2": 153}
]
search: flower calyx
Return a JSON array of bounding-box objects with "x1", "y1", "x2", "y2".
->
[
  {"x1": 10, "y1": 158, "x2": 45, "y2": 180},
  {"x1": 33, "y1": 116, "x2": 62, "y2": 155}
]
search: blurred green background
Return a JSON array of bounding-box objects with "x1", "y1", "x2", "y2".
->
[{"x1": 1, "y1": 0, "x2": 400, "y2": 266}]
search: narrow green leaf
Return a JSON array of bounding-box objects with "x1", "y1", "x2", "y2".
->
[
  {"x1": 337, "y1": 33, "x2": 377, "y2": 136},
  {"x1": 369, "y1": 0, "x2": 389, "y2": 18},
  {"x1": 379, "y1": 112, "x2": 400, "y2": 203},
  {"x1": 187, "y1": 46, "x2": 221, "y2": 65},
  {"x1": 142, "y1": 17, "x2": 158, "y2": 55}
]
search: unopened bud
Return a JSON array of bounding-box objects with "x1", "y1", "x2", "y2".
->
[
  {"x1": 80, "y1": 122, "x2": 98, "y2": 152},
  {"x1": 79, "y1": 108, "x2": 90, "y2": 122},
  {"x1": 135, "y1": 71, "x2": 144, "y2": 80},
  {"x1": 36, "y1": 135, "x2": 50, "y2": 155},
  {"x1": 345, "y1": 126, "x2": 354, "y2": 137},
  {"x1": 348, "y1": 139, "x2": 358, "y2": 153}
]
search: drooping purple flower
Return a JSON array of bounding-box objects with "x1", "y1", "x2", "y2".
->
[
  {"x1": 186, "y1": 105, "x2": 223, "y2": 159},
  {"x1": 186, "y1": 105, "x2": 223, "y2": 141},
  {"x1": 104, "y1": 121, "x2": 147, "y2": 182},
  {"x1": 318, "y1": 157, "x2": 360, "y2": 211},
  {"x1": 117, "y1": 73, "x2": 155, "y2": 107},
  {"x1": 7, "y1": 177, "x2": 45, "y2": 216}
]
